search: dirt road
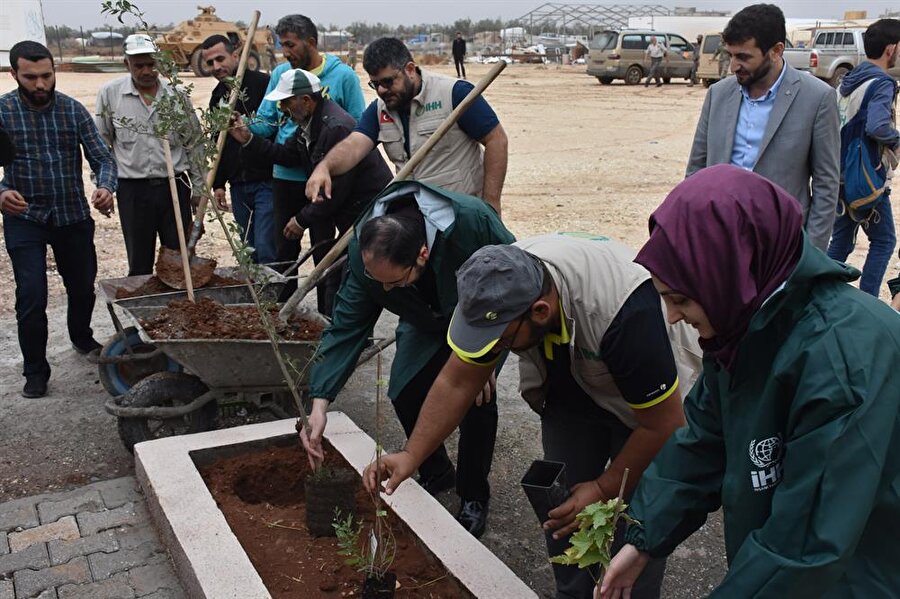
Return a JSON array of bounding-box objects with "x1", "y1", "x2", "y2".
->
[{"x1": 0, "y1": 63, "x2": 894, "y2": 597}]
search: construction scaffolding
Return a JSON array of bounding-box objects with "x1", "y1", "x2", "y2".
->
[{"x1": 517, "y1": 3, "x2": 672, "y2": 39}]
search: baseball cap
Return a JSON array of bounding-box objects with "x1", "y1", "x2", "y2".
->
[
  {"x1": 448, "y1": 245, "x2": 545, "y2": 359},
  {"x1": 123, "y1": 34, "x2": 157, "y2": 56},
  {"x1": 264, "y1": 69, "x2": 322, "y2": 101}
]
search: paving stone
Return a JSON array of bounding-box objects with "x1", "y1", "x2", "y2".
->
[
  {"x1": 8, "y1": 517, "x2": 79, "y2": 553},
  {"x1": 35, "y1": 590, "x2": 57, "y2": 599},
  {"x1": 49, "y1": 530, "x2": 118, "y2": 566},
  {"x1": 127, "y1": 561, "x2": 182, "y2": 597},
  {"x1": 88, "y1": 541, "x2": 166, "y2": 581},
  {"x1": 115, "y1": 526, "x2": 161, "y2": 553},
  {"x1": 92, "y1": 478, "x2": 143, "y2": 510},
  {"x1": 0, "y1": 497, "x2": 39, "y2": 532},
  {"x1": 0, "y1": 532, "x2": 7, "y2": 555},
  {"x1": 37, "y1": 491, "x2": 104, "y2": 525},
  {"x1": 0, "y1": 543, "x2": 49, "y2": 576},
  {"x1": 76, "y1": 503, "x2": 148, "y2": 537},
  {"x1": 136, "y1": 590, "x2": 184, "y2": 599},
  {"x1": 0, "y1": 579, "x2": 13, "y2": 599},
  {"x1": 58, "y1": 572, "x2": 135, "y2": 599},
  {"x1": 13, "y1": 556, "x2": 90, "y2": 598}
]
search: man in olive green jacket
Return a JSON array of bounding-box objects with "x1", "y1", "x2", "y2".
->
[{"x1": 303, "y1": 180, "x2": 514, "y2": 538}]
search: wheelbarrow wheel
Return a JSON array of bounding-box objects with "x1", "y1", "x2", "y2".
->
[
  {"x1": 117, "y1": 372, "x2": 217, "y2": 453},
  {"x1": 99, "y1": 327, "x2": 181, "y2": 397}
]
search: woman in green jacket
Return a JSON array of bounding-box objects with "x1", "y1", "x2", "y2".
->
[{"x1": 599, "y1": 164, "x2": 900, "y2": 598}]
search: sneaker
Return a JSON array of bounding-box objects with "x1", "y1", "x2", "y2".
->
[
  {"x1": 457, "y1": 500, "x2": 488, "y2": 539},
  {"x1": 22, "y1": 375, "x2": 48, "y2": 398},
  {"x1": 417, "y1": 465, "x2": 455, "y2": 496},
  {"x1": 71, "y1": 338, "x2": 102, "y2": 355}
]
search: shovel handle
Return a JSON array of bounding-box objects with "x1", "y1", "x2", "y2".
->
[
  {"x1": 278, "y1": 61, "x2": 507, "y2": 319},
  {"x1": 187, "y1": 10, "x2": 261, "y2": 251}
]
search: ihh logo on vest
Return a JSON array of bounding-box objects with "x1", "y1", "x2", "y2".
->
[
  {"x1": 415, "y1": 101, "x2": 443, "y2": 116},
  {"x1": 748, "y1": 434, "x2": 784, "y2": 492}
]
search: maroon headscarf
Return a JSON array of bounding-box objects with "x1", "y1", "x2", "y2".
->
[{"x1": 635, "y1": 165, "x2": 804, "y2": 370}]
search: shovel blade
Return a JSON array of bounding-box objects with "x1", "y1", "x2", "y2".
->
[{"x1": 155, "y1": 246, "x2": 217, "y2": 290}]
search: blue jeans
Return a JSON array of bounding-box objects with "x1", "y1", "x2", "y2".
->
[
  {"x1": 3, "y1": 216, "x2": 97, "y2": 379},
  {"x1": 827, "y1": 191, "x2": 897, "y2": 296},
  {"x1": 230, "y1": 180, "x2": 275, "y2": 264}
]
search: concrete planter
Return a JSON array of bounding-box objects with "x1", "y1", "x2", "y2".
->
[{"x1": 134, "y1": 412, "x2": 537, "y2": 598}]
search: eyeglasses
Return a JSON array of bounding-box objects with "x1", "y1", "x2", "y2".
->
[
  {"x1": 493, "y1": 315, "x2": 526, "y2": 353},
  {"x1": 364, "y1": 263, "x2": 415, "y2": 287},
  {"x1": 367, "y1": 74, "x2": 398, "y2": 90}
]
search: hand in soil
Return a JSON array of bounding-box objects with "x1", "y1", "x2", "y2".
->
[
  {"x1": 544, "y1": 480, "x2": 605, "y2": 539},
  {"x1": 363, "y1": 450, "x2": 418, "y2": 496},
  {"x1": 597, "y1": 544, "x2": 650, "y2": 599},
  {"x1": 299, "y1": 399, "x2": 328, "y2": 469}
]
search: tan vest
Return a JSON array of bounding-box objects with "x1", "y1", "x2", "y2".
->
[
  {"x1": 515, "y1": 234, "x2": 703, "y2": 429},
  {"x1": 376, "y1": 70, "x2": 485, "y2": 197}
]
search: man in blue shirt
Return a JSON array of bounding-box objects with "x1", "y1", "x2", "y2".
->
[
  {"x1": 248, "y1": 14, "x2": 364, "y2": 265},
  {"x1": 0, "y1": 42, "x2": 117, "y2": 398}
]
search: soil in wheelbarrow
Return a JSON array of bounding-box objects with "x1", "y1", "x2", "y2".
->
[
  {"x1": 199, "y1": 442, "x2": 472, "y2": 598},
  {"x1": 114, "y1": 273, "x2": 245, "y2": 299},
  {"x1": 140, "y1": 296, "x2": 324, "y2": 341}
]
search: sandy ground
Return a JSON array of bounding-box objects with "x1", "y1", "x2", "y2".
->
[{"x1": 1, "y1": 63, "x2": 897, "y2": 597}]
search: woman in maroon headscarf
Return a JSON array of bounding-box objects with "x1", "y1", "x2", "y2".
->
[{"x1": 598, "y1": 165, "x2": 900, "y2": 599}]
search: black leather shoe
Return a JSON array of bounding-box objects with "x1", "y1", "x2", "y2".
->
[
  {"x1": 457, "y1": 500, "x2": 488, "y2": 539},
  {"x1": 72, "y1": 338, "x2": 102, "y2": 355},
  {"x1": 417, "y1": 466, "x2": 455, "y2": 496},
  {"x1": 23, "y1": 376, "x2": 48, "y2": 398}
]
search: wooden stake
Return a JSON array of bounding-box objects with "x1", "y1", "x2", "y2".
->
[{"x1": 162, "y1": 138, "x2": 195, "y2": 302}]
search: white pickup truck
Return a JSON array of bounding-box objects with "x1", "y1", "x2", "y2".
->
[{"x1": 783, "y1": 26, "x2": 900, "y2": 87}]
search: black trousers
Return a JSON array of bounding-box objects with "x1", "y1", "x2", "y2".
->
[
  {"x1": 391, "y1": 344, "x2": 497, "y2": 502},
  {"x1": 3, "y1": 217, "x2": 97, "y2": 379},
  {"x1": 116, "y1": 177, "x2": 192, "y2": 276},
  {"x1": 453, "y1": 55, "x2": 466, "y2": 78},
  {"x1": 272, "y1": 178, "x2": 342, "y2": 316},
  {"x1": 541, "y1": 371, "x2": 667, "y2": 599}
]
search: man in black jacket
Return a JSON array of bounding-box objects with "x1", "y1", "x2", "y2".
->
[
  {"x1": 452, "y1": 32, "x2": 467, "y2": 79},
  {"x1": 230, "y1": 68, "x2": 392, "y2": 315},
  {"x1": 200, "y1": 35, "x2": 275, "y2": 263}
]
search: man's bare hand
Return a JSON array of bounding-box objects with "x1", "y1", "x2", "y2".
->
[
  {"x1": 213, "y1": 188, "x2": 229, "y2": 211},
  {"x1": 298, "y1": 399, "x2": 328, "y2": 470},
  {"x1": 544, "y1": 480, "x2": 605, "y2": 539},
  {"x1": 91, "y1": 187, "x2": 115, "y2": 217},
  {"x1": 283, "y1": 216, "x2": 304, "y2": 240},
  {"x1": 306, "y1": 163, "x2": 332, "y2": 203},
  {"x1": 597, "y1": 544, "x2": 650, "y2": 599},
  {"x1": 0, "y1": 189, "x2": 28, "y2": 215},
  {"x1": 475, "y1": 371, "x2": 497, "y2": 406},
  {"x1": 363, "y1": 451, "x2": 418, "y2": 496},
  {"x1": 229, "y1": 112, "x2": 251, "y2": 145}
]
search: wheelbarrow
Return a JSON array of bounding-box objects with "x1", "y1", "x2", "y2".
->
[
  {"x1": 95, "y1": 265, "x2": 287, "y2": 397},
  {"x1": 103, "y1": 293, "x2": 392, "y2": 452}
]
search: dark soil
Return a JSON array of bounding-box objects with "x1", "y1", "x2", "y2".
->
[
  {"x1": 140, "y1": 297, "x2": 324, "y2": 341},
  {"x1": 114, "y1": 274, "x2": 245, "y2": 299},
  {"x1": 199, "y1": 443, "x2": 472, "y2": 599}
]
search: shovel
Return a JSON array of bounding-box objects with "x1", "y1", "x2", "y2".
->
[
  {"x1": 155, "y1": 10, "x2": 261, "y2": 289},
  {"x1": 278, "y1": 60, "x2": 507, "y2": 320}
]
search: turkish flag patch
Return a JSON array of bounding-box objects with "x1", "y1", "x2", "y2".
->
[{"x1": 379, "y1": 111, "x2": 394, "y2": 124}]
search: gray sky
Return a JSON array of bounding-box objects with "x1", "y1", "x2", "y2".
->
[{"x1": 41, "y1": 0, "x2": 899, "y2": 29}]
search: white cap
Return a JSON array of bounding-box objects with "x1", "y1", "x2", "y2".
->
[
  {"x1": 123, "y1": 34, "x2": 157, "y2": 56},
  {"x1": 264, "y1": 69, "x2": 322, "y2": 101}
]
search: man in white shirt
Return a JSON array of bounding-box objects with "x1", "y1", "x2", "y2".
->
[{"x1": 644, "y1": 36, "x2": 668, "y2": 88}]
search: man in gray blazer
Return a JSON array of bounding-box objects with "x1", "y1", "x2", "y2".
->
[{"x1": 686, "y1": 4, "x2": 840, "y2": 250}]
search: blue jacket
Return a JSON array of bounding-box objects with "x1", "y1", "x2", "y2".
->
[
  {"x1": 249, "y1": 55, "x2": 365, "y2": 181},
  {"x1": 839, "y1": 61, "x2": 899, "y2": 149}
]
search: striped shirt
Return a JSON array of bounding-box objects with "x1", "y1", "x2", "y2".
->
[{"x1": 0, "y1": 90, "x2": 117, "y2": 226}]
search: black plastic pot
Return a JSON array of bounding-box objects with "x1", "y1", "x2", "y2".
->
[
  {"x1": 362, "y1": 572, "x2": 397, "y2": 599},
  {"x1": 520, "y1": 459, "x2": 570, "y2": 524},
  {"x1": 304, "y1": 467, "x2": 357, "y2": 537}
]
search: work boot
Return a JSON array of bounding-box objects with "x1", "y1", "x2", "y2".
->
[
  {"x1": 22, "y1": 375, "x2": 48, "y2": 398},
  {"x1": 72, "y1": 338, "x2": 102, "y2": 359},
  {"x1": 457, "y1": 499, "x2": 488, "y2": 539}
]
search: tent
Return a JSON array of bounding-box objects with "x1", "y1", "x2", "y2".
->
[{"x1": 1, "y1": 0, "x2": 46, "y2": 70}]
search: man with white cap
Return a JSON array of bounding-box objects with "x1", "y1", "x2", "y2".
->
[
  {"x1": 230, "y1": 69, "x2": 391, "y2": 315},
  {"x1": 364, "y1": 233, "x2": 704, "y2": 599},
  {"x1": 95, "y1": 34, "x2": 205, "y2": 276}
]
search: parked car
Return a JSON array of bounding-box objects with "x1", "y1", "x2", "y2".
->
[
  {"x1": 697, "y1": 33, "x2": 799, "y2": 87},
  {"x1": 586, "y1": 29, "x2": 695, "y2": 85}
]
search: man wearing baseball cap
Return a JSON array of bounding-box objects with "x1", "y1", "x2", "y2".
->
[
  {"x1": 95, "y1": 34, "x2": 206, "y2": 276},
  {"x1": 230, "y1": 68, "x2": 391, "y2": 315},
  {"x1": 365, "y1": 233, "x2": 703, "y2": 599}
]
